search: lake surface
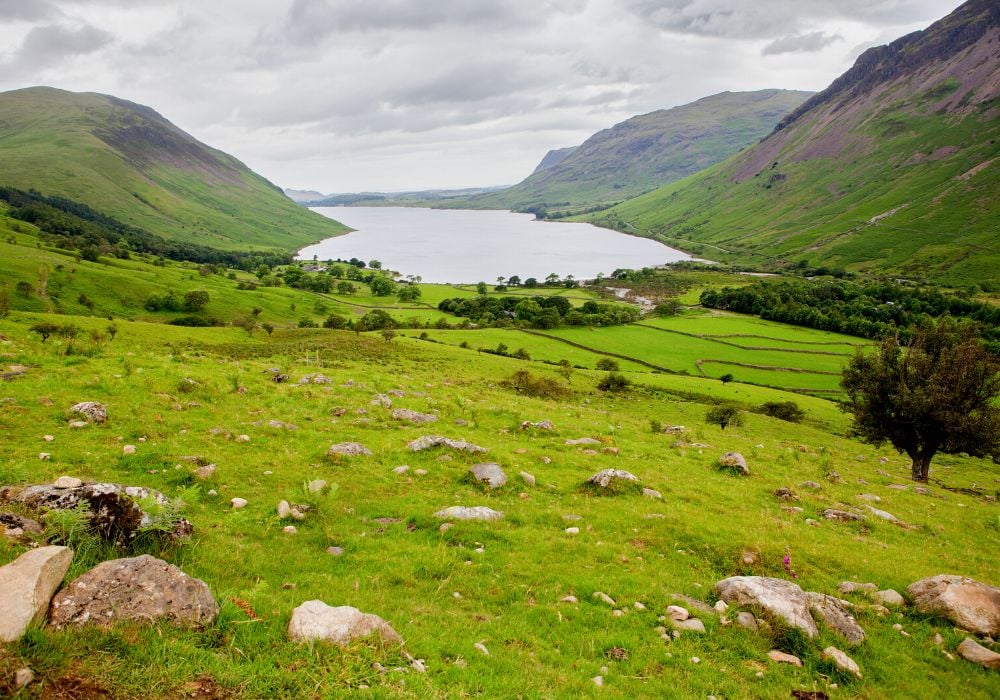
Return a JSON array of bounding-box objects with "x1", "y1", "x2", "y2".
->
[{"x1": 297, "y1": 207, "x2": 696, "y2": 284}]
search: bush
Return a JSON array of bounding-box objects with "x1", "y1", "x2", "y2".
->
[
  {"x1": 323, "y1": 314, "x2": 348, "y2": 329},
  {"x1": 706, "y1": 404, "x2": 744, "y2": 429},
  {"x1": 597, "y1": 372, "x2": 631, "y2": 392},
  {"x1": 760, "y1": 401, "x2": 805, "y2": 423},
  {"x1": 503, "y1": 370, "x2": 569, "y2": 399},
  {"x1": 298, "y1": 318, "x2": 318, "y2": 328},
  {"x1": 169, "y1": 315, "x2": 218, "y2": 327},
  {"x1": 719, "y1": 373, "x2": 735, "y2": 383},
  {"x1": 595, "y1": 358, "x2": 620, "y2": 372}
]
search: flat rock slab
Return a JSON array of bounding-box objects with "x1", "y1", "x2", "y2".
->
[
  {"x1": 288, "y1": 600, "x2": 402, "y2": 647},
  {"x1": 565, "y1": 437, "x2": 602, "y2": 445},
  {"x1": 767, "y1": 650, "x2": 802, "y2": 667},
  {"x1": 807, "y1": 592, "x2": 865, "y2": 646},
  {"x1": 326, "y1": 442, "x2": 372, "y2": 457},
  {"x1": 715, "y1": 576, "x2": 818, "y2": 638},
  {"x1": 433, "y1": 506, "x2": 504, "y2": 522},
  {"x1": 407, "y1": 436, "x2": 487, "y2": 453},
  {"x1": 50, "y1": 555, "x2": 218, "y2": 628},
  {"x1": 392, "y1": 409, "x2": 437, "y2": 424},
  {"x1": 907, "y1": 575, "x2": 1000, "y2": 636},
  {"x1": 468, "y1": 463, "x2": 507, "y2": 489},
  {"x1": 0, "y1": 546, "x2": 73, "y2": 642}
]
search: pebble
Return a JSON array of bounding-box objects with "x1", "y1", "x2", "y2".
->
[
  {"x1": 123, "y1": 445, "x2": 136, "y2": 455},
  {"x1": 263, "y1": 470, "x2": 273, "y2": 475},
  {"x1": 393, "y1": 465, "x2": 411, "y2": 475},
  {"x1": 326, "y1": 546, "x2": 344, "y2": 556},
  {"x1": 560, "y1": 595, "x2": 578, "y2": 604},
  {"x1": 565, "y1": 527, "x2": 580, "y2": 535},
  {"x1": 414, "y1": 469, "x2": 428, "y2": 476},
  {"x1": 14, "y1": 668, "x2": 34, "y2": 689},
  {"x1": 767, "y1": 650, "x2": 802, "y2": 667},
  {"x1": 207, "y1": 489, "x2": 218, "y2": 496},
  {"x1": 474, "y1": 642, "x2": 490, "y2": 656},
  {"x1": 308, "y1": 479, "x2": 327, "y2": 493},
  {"x1": 39, "y1": 452, "x2": 51, "y2": 460},
  {"x1": 283, "y1": 525, "x2": 297, "y2": 534},
  {"x1": 439, "y1": 523, "x2": 452, "y2": 534},
  {"x1": 612, "y1": 609, "x2": 624, "y2": 618},
  {"x1": 592, "y1": 675, "x2": 603, "y2": 687},
  {"x1": 43, "y1": 435, "x2": 54, "y2": 442},
  {"x1": 519, "y1": 471, "x2": 536, "y2": 486},
  {"x1": 690, "y1": 657, "x2": 700, "y2": 664},
  {"x1": 634, "y1": 601, "x2": 646, "y2": 610},
  {"x1": 54, "y1": 476, "x2": 82, "y2": 488},
  {"x1": 236, "y1": 434, "x2": 250, "y2": 443},
  {"x1": 593, "y1": 592, "x2": 616, "y2": 606},
  {"x1": 452, "y1": 592, "x2": 462, "y2": 599},
  {"x1": 667, "y1": 605, "x2": 689, "y2": 621},
  {"x1": 231, "y1": 498, "x2": 248, "y2": 508}
]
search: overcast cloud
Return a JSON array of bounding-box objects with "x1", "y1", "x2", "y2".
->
[{"x1": 0, "y1": 0, "x2": 963, "y2": 192}]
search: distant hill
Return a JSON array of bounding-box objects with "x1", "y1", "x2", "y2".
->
[
  {"x1": 452, "y1": 89, "x2": 812, "y2": 216},
  {"x1": 0, "y1": 87, "x2": 347, "y2": 251},
  {"x1": 284, "y1": 188, "x2": 328, "y2": 203},
  {"x1": 303, "y1": 186, "x2": 508, "y2": 208},
  {"x1": 586, "y1": 0, "x2": 1000, "y2": 286}
]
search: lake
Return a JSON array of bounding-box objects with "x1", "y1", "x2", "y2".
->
[{"x1": 297, "y1": 207, "x2": 696, "y2": 283}]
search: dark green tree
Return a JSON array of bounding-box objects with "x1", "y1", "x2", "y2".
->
[{"x1": 841, "y1": 317, "x2": 1000, "y2": 482}]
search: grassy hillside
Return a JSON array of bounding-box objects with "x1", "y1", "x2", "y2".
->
[
  {"x1": 0, "y1": 87, "x2": 347, "y2": 251},
  {"x1": 584, "y1": 0, "x2": 1000, "y2": 287},
  {"x1": 453, "y1": 90, "x2": 811, "y2": 217}
]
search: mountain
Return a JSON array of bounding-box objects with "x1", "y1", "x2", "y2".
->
[
  {"x1": 453, "y1": 89, "x2": 812, "y2": 216},
  {"x1": 284, "y1": 188, "x2": 328, "y2": 203},
  {"x1": 586, "y1": 0, "x2": 1000, "y2": 286},
  {"x1": 303, "y1": 186, "x2": 508, "y2": 208},
  {"x1": 0, "y1": 87, "x2": 347, "y2": 251}
]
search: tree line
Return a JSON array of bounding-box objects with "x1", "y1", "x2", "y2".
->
[{"x1": 437, "y1": 295, "x2": 639, "y2": 329}]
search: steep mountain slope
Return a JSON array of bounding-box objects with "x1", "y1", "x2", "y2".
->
[
  {"x1": 0, "y1": 87, "x2": 347, "y2": 251},
  {"x1": 457, "y1": 90, "x2": 812, "y2": 216},
  {"x1": 587, "y1": 0, "x2": 1000, "y2": 286}
]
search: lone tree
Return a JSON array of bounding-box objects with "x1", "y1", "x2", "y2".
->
[{"x1": 841, "y1": 318, "x2": 1000, "y2": 482}]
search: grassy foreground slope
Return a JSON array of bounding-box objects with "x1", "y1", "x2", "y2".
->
[
  {"x1": 452, "y1": 90, "x2": 811, "y2": 217},
  {"x1": 0, "y1": 87, "x2": 347, "y2": 251},
  {"x1": 586, "y1": 0, "x2": 1000, "y2": 286},
  {"x1": 0, "y1": 311, "x2": 998, "y2": 698}
]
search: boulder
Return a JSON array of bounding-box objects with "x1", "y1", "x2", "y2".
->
[
  {"x1": 837, "y1": 581, "x2": 877, "y2": 595},
  {"x1": 0, "y1": 546, "x2": 74, "y2": 642},
  {"x1": 407, "y1": 436, "x2": 487, "y2": 453},
  {"x1": 672, "y1": 617, "x2": 706, "y2": 633},
  {"x1": 767, "y1": 650, "x2": 802, "y2": 667},
  {"x1": 392, "y1": 408, "x2": 437, "y2": 424},
  {"x1": 957, "y1": 638, "x2": 1000, "y2": 670},
  {"x1": 874, "y1": 589, "x2": 905, "y2": 607},
  {"x1": 519, "y1": 471, "x2": 536, "y2": 487},
  {"x1": 468, "y1": 463, "x2": 507, "y2": 490},
  {"x1": 288, "y1": 600, "x2": 402, "y2": 647},
  {"x1": 906, "y1": 575, "x2": 1000, "y2": 636},
  {"x1": 433, "y1": 506, "x2": 504, "y2": 522},
  {"x1": 520, "y1": 420, "x2": 554, "y2": 431},
  {"x1": 807, "y1": 592, "x2": 865, "y2": 646},
  {"x1": 0, "y1": 482, "x2": 191, "y2": 543},
  {"x1": 715, "y1": 576, "x2": 818, "y2": 638},
  {"x1": 718, "y1": 452, "x2": 749, "y2": 476},
  {"x1": 70, "y1": 401, "x2": 106, "y2": 423},
  {"x1": 49, "y1": 555, "x2": 218, "y2": 628},
  {"x1": 326, "y1": 442, "x2": 373, "y2": 457},
  {"x1": 822, "y1": 646, "x2": 861, "y2": 678},
  {"x1": 823, "y1": 509, "x2": 862, "y2": 522},
  {"x1": 1, "y1": 512, "x2": 44, "y2": 542},
  {"x1": 585, "y1": 469, "x2": 640, "y2": 491},
  {"x1": 735, "y1": 611, "x2": 758, "y2": 630}
]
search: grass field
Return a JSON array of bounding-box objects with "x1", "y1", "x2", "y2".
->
[{"x1": 0, "y1": 313, "x2": 997, "y2": 699}]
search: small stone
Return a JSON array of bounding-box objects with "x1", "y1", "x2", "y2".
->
[
  {"x1": 957, "y1": 638, "x2": 1000, "y2": 669},
  {"x1": 283, "y1": 525, "x2": 297, "y2": 534},
  {"x1": 800, "y1": 481, "x2": 822, "y2": 490},
  {"x1": 593, "y1": 592, "x2": 616, "y2": 606},
  {"x1": 612, "y1": 609, "x2": 625, "y2": 618},
  {"x1": 875, "y1": 589, "x2": 905, "y2": 606},
  {"x1": 43, "y1": 435, "x2": 54, "y2": 442},
  {"x1": 561, "y1": 595, "x2": 578, "y2": 604},
  {"x1": 934, "y1": 633, "x2": 944, "y2": 646},
  {"x1": 468, "y1": 463, "x2": 507, "y2": 489},
  {"x1": 718, "y1": 452, "x2": 749, "y2": 476},
  {"x1": 767, "y1": 650, "x2": 802, "y2": 667},
  {"x1": 714, "y1": 600, "x2": 728, "y2": 614},
  {"x1": 393, "y1": 465, "x2": 411, "y2": 475},
  {"x1": 736, "y1": 612, "x2": 758, "y2": 631},
  {"x1": 38, "y1": 452, "x2": 51, "y2": 461},
  {"x1": 326, "y1": 442, "x2": 372, "y2": 457},
  {"x1": 857, "y1": 493, "x2": 881, "y2": 502},
  {"x1": 14, "y1": 668, "x2": 34, "y2": 689},
  {"x1": 194, "y1": 464, "x2": 217, "y2": 480},
  {"x1": 565, "y1": 527, "x2": 580, "y2": 535},
  {"x1": 123, "y1": 445, "x2": 136, "y2": 455},
  {"x1": 667, "y1": 605, "x2": 689, "y2": 621},
  {"x1": 308, "y1": 480, "x2": 327, "y2": 493},
  {"x1": 837, "y1": 581, "x2": 878, "y2": 595},
  {"x1": 207, "y1": 489, "x2": 217, "y2": 496},
  {"x1": 672, "y1": 618, "x2": 706, "y2": 632},
  {"x1": 592, "y1": 675, "x2": 604, "y2": 687},
  {"x1": 690, "y1": 657, "x2": 700, "y2": 664},
  {"x1": 474, "y1": 642, "x2": 489, "y2": 656},
  {"x1": 634, "y1": 601, "x2": 647, "y2": 610},
  {"x1": 438, "y1": 523, "x2": 452, "y2": 534},
  {"x1": 53, "y1": 476, "x2": 82, "y2": 489},
  {"x1": 642, "y1": 488, "x2": 663, "y2": 499},
  {"x1": 235, "y1": 434, "x2": 250, "y2": 443},
  {"x1": 822, "y1": 646, "x2": 862, "y2": 678},
  {"x1": 68, "y1": 420, "x2": 88, "y2": 429},
  {"x1": 519, "y1": 471, "x2": 536, "y2": 486},
  {"x1": 231, "y1": 498, "x2": 247, "y2": 509},
  {"x1": 414, "y1": 469, "x2": 427, "y2": 476},
  {"x1": 277, "y1": 501, "x2": 292, "y2": 519}
]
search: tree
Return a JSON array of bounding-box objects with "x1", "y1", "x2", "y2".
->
[
  {"x1": 841, "y1": 318, "x2": 1000, "y2": 482},
  {"x1": 719, "y1": 373, "x2": 734, "y2": 384},
  {"x1": 182, "y1": 290, "x2": 210, "y2": 312},
  {"x1": 706, "y1": 404, "x2": 743, "y2": 430},
  {"x1": 30, "y1": 323, "x2": 60, "y2": 342},
  {"x1": 368, "y1": 260, "x2": 382, "y2": 270},
  {"x1": 337, "y1": 281, "x2": 356, "y2": 295},
  {"x1": 398, "y1": 285, "x2": 421, "y2": 302},
  {"x1": 369, "y1": 275, "x2": 396, "y2": 297},
  {"x1": 262, "y1": 322, "x2": 275, "y2": 336},
  {"x1": 476, "y1": 281, "x2": 488, "y2": 295},
  {"x1": 595, "y1": 358, "x2": 619, "y2": 372},
  {"x1": 324, "y1": 314, "x2": 347, "y2": 329}
]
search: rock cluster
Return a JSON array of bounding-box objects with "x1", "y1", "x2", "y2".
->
[{"x1": 407, "y1": 436, "x2": 487, "y2": 453}]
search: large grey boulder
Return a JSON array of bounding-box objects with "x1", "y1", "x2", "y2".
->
[
  {"x1": 0, "y1": 482, "x2": 192, "y2": 543},
  {"x1": 718, "y1": 452, "x2": 749, "y2": 476},
  {"x1": 433, "y1": 506, "x2": 504, "y2": 522},
  {"x1": 586, "y1": 469, "x2": 640, "y2": 491},
  {"x1": 907, "y1": 575, "x2": 1000, "y2": 636},
  {"x1": 715, "y1": 576, "x2": 819, "y2": 638},
  {"x1": 807, "y1": 592, "x2": 865, "y2": 646},
  {"x1": 468, "y1": 463, "x2": 507, "y2": 489},
  {"x1": 70, "y1": 401, "x2": 107, "y2": 424},
  {"x1": 407, "y1": 436, "x2": 487, "y2": 453},
  {"x1": 288, "y1": 600, "x2": 402, "y2": 647},
  {"x1": 49, "y1": 555, "x2": 218, "y2": 628},
  {"x1": 0, "y1": 546, "x2": 74, "y2": 642}
]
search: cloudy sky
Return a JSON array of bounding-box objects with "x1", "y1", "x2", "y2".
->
[{"x1": 0, "y1": 0, "x2": 964, "y2": 192}]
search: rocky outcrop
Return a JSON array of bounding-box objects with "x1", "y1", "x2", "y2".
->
[
  {"x1": 288, "y1": 600, "x2": 402, "y2": 647},
  {"x1": 715, "y1": 576, "x2": 818, "y2": 637},
  {"x1": 407, "y1": 436, "x2": 487, "y2": 453},
  {"x1": 0, "y1": 481, "x2": 191, "y2": 543},
  {"x1": 0, "y1": 546, "x2": 73, "y2": 642},
  {"x1": 69, "y1": 401, "x2": 106, "y2": 423},
  {"x1": 50, "y1": 555, "x2": 218, "y2": 628},
  {"x1": 907, "y1": 575, "x2": 1000, "y2": 636}
]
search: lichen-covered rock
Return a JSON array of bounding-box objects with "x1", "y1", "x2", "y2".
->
[
  {"x1": 585, "y1": 469, "x2": 640, "y2": 493},
  {"x1": 433, "y1": 506, "x2": 504, "y2": 522},
  {"x1": 822, "y1": 646, "x2": 862, "y2": 678},
  {"x1": 288, "y1": 600, "x2": 402, "y2": 647},
  {"x1": 49, "y1": 555, "x2": 218, "y2": 628},
  {"x1": 715, "y1": 576, "x2": 818, "y2": 637},
  {"x1": 520, "y1": 420, "x2": 554, "y2": 431},
  {"x1": 407, "y1": 436, "x2": 487, "y2": 453},
  {"x1": 70, "y1": 401, "x2": 106, "y2": 424},
  {"x1": 807, "y1": 592, "x2": 865, "y2": 646},
  {"x1": 0, "y1": 512, "x2": 44, "y2": 542},
  {"x1": 907, "y1": 575, "x2": 1000, "y2": 636},
  {"x1": 392, "y1": 409, "x2": 438, "y2": 424},
  {"x1": 468, "y1": 463, "x2": 507, "y2": 489},
  {"x1": 718, "y1": 452, "x2": 749, "y2": 475},
  {"x1": 326, "y1": 442, "x2": 373, "y2": 457},
  {"x1": 0, "y1": 546, "x2": 74, "y2": 642}
]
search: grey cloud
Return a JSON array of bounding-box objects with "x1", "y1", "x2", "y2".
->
[
  {"x1": 10, "y1": 23, "x2": 113, "y2": 69},
  {"x1": 762, "y1": 31, "x2": 842, "y2": 55},
  {"x1": 0, "y1": 0, "x2": 60, "y2": 21}
]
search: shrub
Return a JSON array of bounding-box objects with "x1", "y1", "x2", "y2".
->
[
  {"x1": 503, "y1": 370, "x2": 569, "y2": 400},
  {"x1": 513, "y1": 348, "x2": 531, "y2": 360},
  {"x1": 760, "y1": 401, "x2": 805, "y2": 423},
  {"x1": 719, "y1": 373, "x2": 735, "y2": 383},
  {"x1": 595, "y1": 358, "x2": 620, "y2": 372},
  {"x1": 323, "y1": 314, "x2": 347, "y2": 329},
  {"x1": 169, "y1": 316, "x2": 217, "y2": 327},
  {"x1": 706, "y1": 404, "x2": 744, "y2": 429},
  {"x1": 597, "y1": 372, "x2": 630, "y2": 392},
  {"x1": 298, "y1": 318, "x2": 318, "y2": 328}
]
